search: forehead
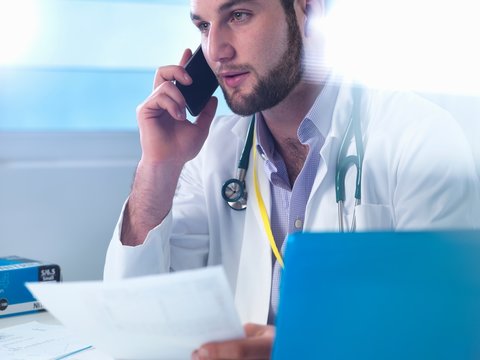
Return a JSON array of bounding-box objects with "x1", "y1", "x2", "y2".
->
[{"x1": 190, "y1": 0, "x2": 277, "y2": 18}]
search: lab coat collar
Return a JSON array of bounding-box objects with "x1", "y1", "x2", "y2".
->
[
  {"x1": 234, "y1": 121, "x2": 273, "y2": 324},
  {"x1": 222, "y1": 110, "x2": 271, "y2": 324},
  {"x1": 305, "y1": 82, "x2": 356, "y2": 228},
  {"x1": 230, "y1": 114, "x2": 254, "y2": 140}
]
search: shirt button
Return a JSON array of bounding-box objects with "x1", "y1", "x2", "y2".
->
[
  {"x1": 257, "y1": 147, "x2": 267, "y2": 161},
  {"x1": 294, "y1": 219, "x2": 303, "y2": 229}
]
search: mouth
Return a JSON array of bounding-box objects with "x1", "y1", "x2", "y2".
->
[{"x1": 218, "y1": 71, "x2": 250, "y2": 88}]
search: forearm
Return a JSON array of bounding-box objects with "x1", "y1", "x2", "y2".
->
[{"x1": 121, "y1": 159, "x2": 183, "y2": 246}]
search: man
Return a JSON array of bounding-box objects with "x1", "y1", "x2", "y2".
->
[{"x1": 104, "y1": 0, "x2": 480, "y2": 359}]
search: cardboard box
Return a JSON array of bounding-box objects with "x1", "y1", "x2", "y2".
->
[{"x1": 0, "y1": 256, "x2": 61, "y2": 317}]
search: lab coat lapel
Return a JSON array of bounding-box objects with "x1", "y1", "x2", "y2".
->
[
  {"x1": 304, "y1": 83, "x2": 355, "y2": 230},
  {"x1": 234, "y1": 130, "x2": 272, "y2": 324}
]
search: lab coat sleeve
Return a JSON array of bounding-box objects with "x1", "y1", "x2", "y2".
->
[
  {"x1": 103, "y1": 200, "x2": 174, "y2": 280},
  {"x1": 103, "y1": 151, "x2": 210, "y2": 280}
]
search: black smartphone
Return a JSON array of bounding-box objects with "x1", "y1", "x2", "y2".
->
[{"x1": 176, "y1": 45, "x2": 219, "y2": 116}]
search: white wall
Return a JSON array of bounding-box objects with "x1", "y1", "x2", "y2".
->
[
  {"x1": 0, "y1": 132, "x2": 140, "y2": 280},
  {"x1": 0, "y1": 0, "x2": 196, "y2": 68}
]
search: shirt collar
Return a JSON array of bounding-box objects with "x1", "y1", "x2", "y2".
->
[
  {"x1": 256, "y1": 112, "x2": 274, "y2": 160},
  {"x1": 256, "y1": 74, "x2": 340, "y2": 157},
  {"x1": 299, "y1": 74, "x2": 340, "y2": 144}
]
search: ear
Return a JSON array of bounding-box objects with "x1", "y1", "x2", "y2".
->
[{"x1": 303, "y1": 0, "x2": 324, "y2": 37}]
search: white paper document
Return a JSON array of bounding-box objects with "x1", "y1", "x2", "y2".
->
[
  {"x1": 0, "y1": 321, "x2": 92, "y2": 360},
  {"x1": 26, "y1": 267, "x2": 244, "y2": 360}
]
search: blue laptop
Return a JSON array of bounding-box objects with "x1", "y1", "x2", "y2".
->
[{"x1": 273, "y1": 231, "x2": 480, "y2": 360}]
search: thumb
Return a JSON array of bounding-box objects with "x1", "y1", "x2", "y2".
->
[{"x1": 195, "y1": 97, "x2": 218, "y2": 133}]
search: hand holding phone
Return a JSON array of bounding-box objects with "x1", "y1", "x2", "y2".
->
[{"x1": 176, "y1": 46, "x2": 219, "y2": 116}]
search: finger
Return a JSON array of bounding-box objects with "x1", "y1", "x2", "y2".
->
[
  {"x1": 153, "y1": 65, "x2": 192, "y2": 90},
  {"x1": 149, "y1": 81, "x2": 188, "y2": 110},
  {"x1": 197, "y1": 336, "x2": 274, "y2": 360},
  {"x1": 140, "y1": 84, "x2": 187, "y2": 121},
  {"x1": 195, "y1": 97, "x2": 218, "y2": 132},
  {"x1": 243, "y1": 323, "x2": 274, "y2": 337},
  {"x1": 179, "y1": 48, "x2": 193, "y2": 67}
]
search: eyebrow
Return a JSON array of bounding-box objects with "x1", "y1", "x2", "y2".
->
[{"x1": 191, "y1": 0, "x2": 258, "y2": 21}]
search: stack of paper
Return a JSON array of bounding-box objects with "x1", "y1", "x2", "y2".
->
[{"x1": 0, "y1": 321, "x2": 92, "y2": 360}]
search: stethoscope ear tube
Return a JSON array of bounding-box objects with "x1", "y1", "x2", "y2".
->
[
  {"x1": 352, "y1": 86, "x2": 364, "y2": 201},
  {"x1": 335, "y1": 154, "x2": 358, "y2": 203},
  {"x1": 335, "y1": 86, "x2": 364, "y2": 231}
]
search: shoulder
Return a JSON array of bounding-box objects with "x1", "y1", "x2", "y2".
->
[
  {"x1": 333, "y1": 83, "x2": 460, "y2": 142},
  {"x1": 208, "y1": 114, "x2": 251, "y2": 135},
  {"x1": 190, "y1": 113, "x2": 252, "y2": 170},
  {"x1": 356, "y1": 86, "x2": 475, "y2": 180},
  {"x1": 354, "y1": 87, "x2": 469, "y2": 155},
  {"x1": 202, "y1": 113, "x2": 252, "y2": 150},
  {"x1": 362, "y1": 87, "x2": 458, "y2": 131}
]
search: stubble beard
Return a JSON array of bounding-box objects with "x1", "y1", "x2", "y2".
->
[{"x1": 220, "y1": 14, "x2": 304, "y2": 116}]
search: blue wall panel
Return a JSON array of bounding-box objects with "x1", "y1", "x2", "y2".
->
[{"x1": 0, "y1": 67, "x2": 154, "y2": 130}]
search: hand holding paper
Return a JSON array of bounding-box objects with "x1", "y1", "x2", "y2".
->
[{"x1": 27, "y1": 266, "x2": 244, "y2": 360}]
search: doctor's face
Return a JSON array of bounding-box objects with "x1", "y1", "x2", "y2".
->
[{"x1": 190, "y1": 0, "x2": 304, "y2": 115}]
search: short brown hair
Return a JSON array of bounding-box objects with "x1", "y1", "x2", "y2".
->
[{"x1": 279, "y1": 0, "x2": 333, "y2": 13}]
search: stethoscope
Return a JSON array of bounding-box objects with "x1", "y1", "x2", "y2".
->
[
  {"x1": 335, "y1": 86, "x2": 364, "y2": 232},
  {"x1": 221, "y1": 86, "x2": 364, "y2": 233},
  {"x1": 221, "y1": 116, "x2": 256, "y2": 211}
]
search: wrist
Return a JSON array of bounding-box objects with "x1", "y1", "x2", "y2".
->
[
  {"x1": 137, "y1": 157, "x2": 185, "y2": 176},
  {"x1": 121, "y1": 158, "x2": 183, "y2": 247}
]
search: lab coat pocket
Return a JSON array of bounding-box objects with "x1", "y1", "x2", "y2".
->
[{"x1": 355, "y1": 204, "x2": 394, "y2": 231}]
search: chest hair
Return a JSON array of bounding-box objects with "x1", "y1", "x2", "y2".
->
[{"x1": 277, "y1": 138, "x2": 309, "y2": 186}]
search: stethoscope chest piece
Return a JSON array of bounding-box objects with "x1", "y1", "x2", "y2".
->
[
  {"x1": 221, "y1": 115, "x2": 256, "y2": 211},
  {"x1": 222, "y1": 171, "x2": 248, "y2": 211}
]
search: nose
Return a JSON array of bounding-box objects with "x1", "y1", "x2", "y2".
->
[{"x1": 205, "y1": 25, "x2": 235, "y2": 65}]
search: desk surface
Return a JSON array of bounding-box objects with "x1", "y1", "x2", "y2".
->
[
  {"x1": 0, "y1": 311, "x2": 58, "y2": 328},
  {"x1": 0, "y1": 312, "x2": 113, "y2": 359}
]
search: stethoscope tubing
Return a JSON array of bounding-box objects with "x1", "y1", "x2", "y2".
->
[
  {"x1": 222, "y1": 86, "x2": 365, "y2": 233},
  {"x1": 336, "y1": 86, "x2": 364, "y2": 232}
]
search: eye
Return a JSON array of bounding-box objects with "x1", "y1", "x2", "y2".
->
[
  {"x1": 231, "y1": 11, "x2": 251, "y2": 23},
  {"x1": 197, "y1": 22, "x2": 210, "y2": 33}
]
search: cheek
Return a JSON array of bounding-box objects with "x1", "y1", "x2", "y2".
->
[{"x1": 248, "y1": 26, "x2": 290, "y2": 71}]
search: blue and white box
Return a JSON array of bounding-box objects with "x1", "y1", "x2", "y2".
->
[{"x1": 0, "y1": 256, "x2": 61, "y2": 317}]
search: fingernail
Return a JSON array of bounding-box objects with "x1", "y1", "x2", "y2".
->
[
  {"x1": 198, "y1": 348, "x2": 209, "y2": 357},
  {"x1": 177, "y1": 109, "x2": 185, "y2": 120},
  {"x1": 184, "y1": 73, "x2": 191, "y2": 82}
]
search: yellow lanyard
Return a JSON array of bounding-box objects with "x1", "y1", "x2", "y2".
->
[{"x1": 252, "y1": 137, "x2": 285, "y2": 269}]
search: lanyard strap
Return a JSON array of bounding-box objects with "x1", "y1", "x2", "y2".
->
[{"x1": 252, "y1": 136, "x2": 285, "y2": 269}]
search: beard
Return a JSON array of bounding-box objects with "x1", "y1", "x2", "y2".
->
[{"x1": 219, "y1": 13, "x2": 304, "y2": 116}]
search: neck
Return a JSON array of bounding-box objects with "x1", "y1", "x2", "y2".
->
[
  {"x1": 260, "y1": 81, "x2": 323, "y2": 185},
  {"x1": 261, "y1": 81, "x2": 323, "y2": 144}
]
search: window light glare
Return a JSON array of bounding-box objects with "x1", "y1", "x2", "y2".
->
[
  {"x1": 0, "y1": 1, "x2": 39, "y2": 66},
  {"x1": 321, "y1": 0, "x2": 480, "y2": 95}
]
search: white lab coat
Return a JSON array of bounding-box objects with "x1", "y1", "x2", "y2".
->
[{"x1": 104, "y1": 83, "x2": 480, "y2": 324}]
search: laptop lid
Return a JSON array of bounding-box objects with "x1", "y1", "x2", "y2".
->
[{"x1": 273, "y1": 231, "x2": 480, "y2": 360}]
